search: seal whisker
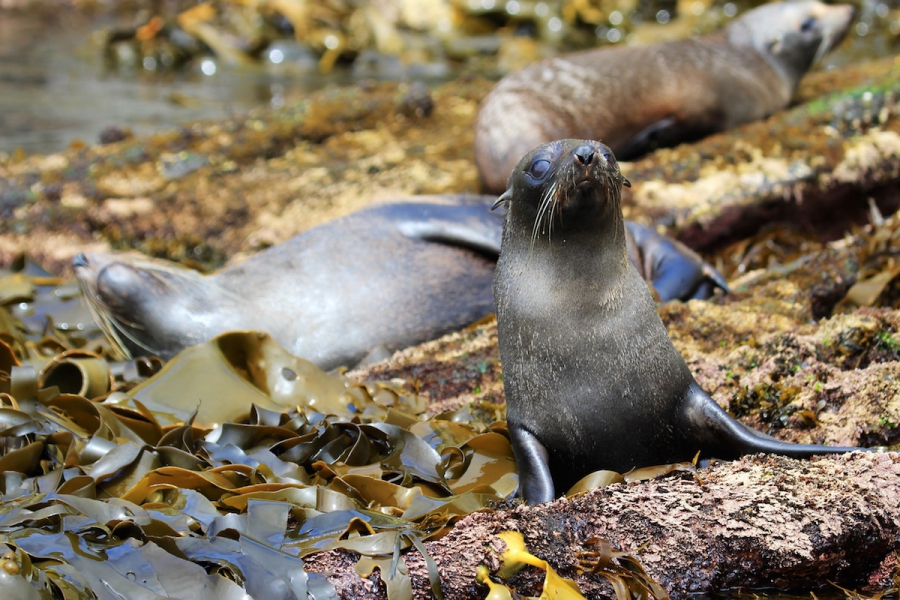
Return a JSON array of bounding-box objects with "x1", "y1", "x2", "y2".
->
[
  {"x1": 79, "y1": 283, "x2": 139, "y2": 359},
  {"x1": 546, "y1": 179, "x2": 561, "y2": 242},
  {"x1": 532, "y1": 180, "x2": 557, "y2": 248},
  {"x1": 610, "y1": 175, "x2": 627, "y2": 252},
  {"x1": 812, "y1": 33, "x2": 830, "y2": 67},
  {"x1": 107, "y1": 316, "x2": 159, "y2": 356}
]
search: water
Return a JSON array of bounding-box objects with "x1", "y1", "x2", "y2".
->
[
  {"x1": 0, "y1": 10, "x2": 353, "y2": 155},
  {"x1": 1, "y1": 3, "x2": 898, "y2": 156}
]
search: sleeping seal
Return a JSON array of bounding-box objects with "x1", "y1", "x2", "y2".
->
[
  {"x1": 75, "y1": 194, "x2": 726, "y2": 370},
  {"x1": 475, "y1": 1, "x2": 854, "y2": 192},
  {"x1": 493, "y1": 139, "x2": 871, "y2": 504}
]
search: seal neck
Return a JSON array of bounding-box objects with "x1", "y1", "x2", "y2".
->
[{"x1": 503, "y1": 199, "x2": 632, "y2": 294}]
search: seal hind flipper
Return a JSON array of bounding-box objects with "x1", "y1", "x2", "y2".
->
[
  {"x1": 624, "y1": 221, "x2": 729, "y2": 301},
  {"x1": 702, "y1": 264, "x2": 731, "y2": 294},
  {"x1": 680, "y1": 382, "x2": 867, "y2": 460},
  {"x1": 509, "y1": 424, "x2": 554, "y2": 505},
  {"x1": 688, "y1": 280, "x2": 716, "y2": 300}
]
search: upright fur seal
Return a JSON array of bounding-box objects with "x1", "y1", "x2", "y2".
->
[
  {"x1": 75, "y1": 195, "x2": 725, "y2": 370},
  {"x1": 475, "y1": 1, "x2": 854, "y2": 192},
  {"x1": 493, "y1": 139, "x2": 870, "y2": 504}
]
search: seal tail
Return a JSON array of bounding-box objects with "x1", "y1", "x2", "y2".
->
[{"x1": 681, "y1": 383, "x2": 871, "y2": 460}]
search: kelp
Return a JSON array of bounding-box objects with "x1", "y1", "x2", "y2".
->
[
  {"x1": 577, "y1": 538, "x2": 671, "y2": 600},
  {"x1": 0, "y1": 352, "x2": 516, "y2": 598},
  {"x1": 479, "y1": 531, "x2": 669, "y2": 600},
  {"x1": 0, "y1": 380, "x2": 519, "y2": 598},
  {"x1": 495, "y1": 530, "x2": 587, "y2": 599},
  {"x1": 0, "y1": 260, "x2": 527, "y2": 598},
  {"x1": 836, "y1": 211, "x2": 900, "y2": 312}
]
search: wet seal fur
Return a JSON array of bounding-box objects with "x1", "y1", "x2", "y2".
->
[
  {"x1": 475, "y1": 0, "x2": 854, "y2": 192},
  {"x1": 75, "y1": 195, "x2": 726, "y2": 370},
  {"x1": 493, "y1": 139, "x2": 873, "y2": 504}
]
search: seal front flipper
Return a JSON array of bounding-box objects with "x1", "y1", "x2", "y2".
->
[
  {"x1": 392, "y1": 199, "x2": 503, "y2": 257},
  {"x1": 680, "y1": 382, "x2": 867, "y2": 460},
  {"x1": 619, "y1": 114, "x2": 725, "y2": 161},
  {"x1": 509, "y1": 424, "x2": 554, "y2": 504}
]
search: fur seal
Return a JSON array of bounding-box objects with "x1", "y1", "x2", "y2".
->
[
  {"x1": 75, "y1": 196, "x2": 499, "y2": 370},
  {"x1": 75, "y1": 195, "x2": 725, "y2": 370},
  {"x1": 493, "y1": 139, "x2": 869, "y2": 504},
  {"x1": 475, "y1": 1, "x2": 854, "y2": 192}
]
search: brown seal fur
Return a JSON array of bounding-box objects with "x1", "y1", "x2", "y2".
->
[
  {"x1": 74, "y1": 195, "x2": 726, "y2": 370},
  {"x1": 493, "y1": 139, "x2": 873, "y2": 504},
  {"x1": 475, "y1": 1, "x2": 854, "y2": 192}
]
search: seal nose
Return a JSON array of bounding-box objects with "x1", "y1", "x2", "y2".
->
[
  {"x1": 72, "y1": 253, "x2": 90, "y2": 269},
  {"x1": 573, "y1": 145, "x2": 594, "y2": 165}
]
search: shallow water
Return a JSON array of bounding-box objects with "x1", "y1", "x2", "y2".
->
[{"x1": 0, "y1": 10, "x2": 357, "y2": 155}]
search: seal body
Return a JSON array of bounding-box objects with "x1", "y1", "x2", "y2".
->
[
  {"x1": 475, "y1": 1, "x2": 854, "y2": 192},
  {"x1": 76, "y1": 196, "x2": 500, "y2": 370},
  {"x1": 493, "y1": 139, "x2": 867, "y2": 504},
  {"x1": 75, "y1": 195, "x2": 726, "y2": 370}
]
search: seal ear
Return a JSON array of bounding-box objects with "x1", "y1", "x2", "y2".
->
[
  {"x1": 491, "y1": 189, "x2": 512, "y2": 210},
  {"x1": 622, "y1": 176, "x2": 632, "y2": 188}
]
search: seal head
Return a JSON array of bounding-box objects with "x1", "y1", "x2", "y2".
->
[
  {"x1": 76, "y1": 253, "x2": 255, "y2": 359},
  {"x1": 494, "y1": 139, "x2": 870, "y2": 504},
  {"x1": 492, "y1": 140, "x2": 631, "y2": 247},
  {"x1": 726, "y1": 1, "x2": 854, "y2": 92}
]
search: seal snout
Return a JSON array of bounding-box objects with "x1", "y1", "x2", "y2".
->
[
  {"x1": 573, "y1": 145, "x2": 595, "y2": 165},
  {"x1": 72, "y1": 253, "x2": 90, "y2": 269},
  {"x1": 571, "y1": 143, "x2": 602, "y2": 187}
]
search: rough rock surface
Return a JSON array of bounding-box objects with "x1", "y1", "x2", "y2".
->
[{"x1": 305, "y1": 452, "x2": 900, "y2": 599}]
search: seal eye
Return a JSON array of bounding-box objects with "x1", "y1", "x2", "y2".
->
[
  {"x1": 529, "y1": 159, "x2": 551, "y2": 180},
  {"x1": 602, "y1": 151, "x2": 616, "y2": 165},
  {"x1": 800, "y1": 16, "x2": 816, "y2": 33}
]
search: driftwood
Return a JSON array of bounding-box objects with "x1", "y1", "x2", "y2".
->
[{"x1": 305, "y1": 452, "x2": 900, "y2": 599}]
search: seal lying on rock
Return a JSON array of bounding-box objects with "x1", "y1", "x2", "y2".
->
[
  {"x1": 493, "y1": 139, "x2": 873, "y2": 504},
  {"x1": 475, "y1": 0, "x2": 855, "y2": 192},
  {"x1": 75, "y1": 195, "x2": 726, "y2": 370}
]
